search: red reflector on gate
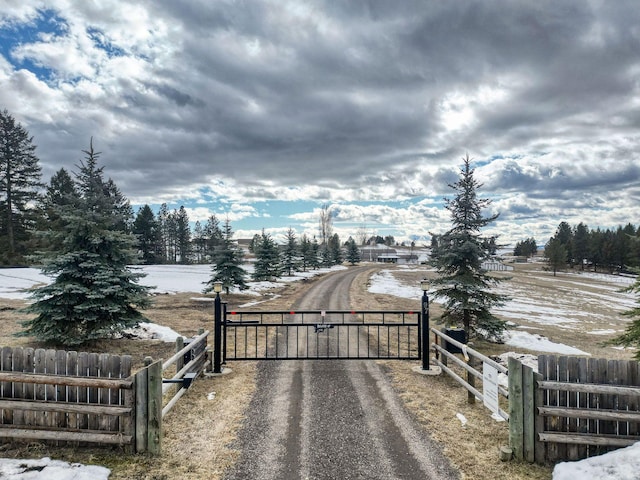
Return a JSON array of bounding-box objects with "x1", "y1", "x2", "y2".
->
[
  {"x1": 351, "y1": 311, "x2": 356, "y2": 314},
  {"x1": 230, "y1": 311, "x2": 236, "y2": 315},
  {"x1": 408, "y1": 311, "x2": 414, "y2": 315},
  {"x1": 289, "y1": 311, "x2": 295, "y2": 315}
]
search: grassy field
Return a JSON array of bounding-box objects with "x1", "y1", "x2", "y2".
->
[{"x1": 0, "y1": 262, "x2": 636, "y2": 479}]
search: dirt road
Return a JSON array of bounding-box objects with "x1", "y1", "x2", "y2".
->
[{"x1": 223, "y1": 266, "x2": 459, "y2": 480}]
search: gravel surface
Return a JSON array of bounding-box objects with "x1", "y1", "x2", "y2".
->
[{"x1": 224, "y1": 267, "x2": 459, "y2": 480}]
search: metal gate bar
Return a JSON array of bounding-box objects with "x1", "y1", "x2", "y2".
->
[{"x1": 222, "y1": 309, "x2": 421, "y2": 361}]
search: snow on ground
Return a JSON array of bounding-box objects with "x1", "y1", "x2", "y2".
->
[
  {"x1": 367, "y1": 268, "x2": 597, "y2": 356},
  {"x1": 0, "y1": 457, "x2": 110, "y2": 479},
  {"x1": 502, "y1": 330, "x2": 589, "y2": 356},
  {"x1": 0, "y1": 265, "x2": 348, "y2": 299},
  {"x1": 553, "y1": 441, "x2": 640, "y2": 480}
]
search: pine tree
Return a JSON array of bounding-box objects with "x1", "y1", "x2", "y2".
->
[
  {"x1": 20, "y1": 140, "x2": 151, "y2": 346},
  {"x1": 545, "y1": 237, "x2": 567, "y2": 276},
  {"x1": 0, "y1": 109, "x2": 44, "y2": 265},
  {"x1": 328, "y1": 233, "x2": 343, "y2": 265},
  {"x1": 157, "y1": 203, "x2": 170, "y2": 263},
  {"x1": 346, "y1": 237, "x2": 361, "y2": 265},
  {"x1": 40, "y1": 168, "x2": 78, "y2": 251},
  {"x1": 281, "y1": 227, "x2": 299, "y2": 276},
  {"x1": 252, "y1": 230, "x2": 281, "y2": 281},
  {"x1": 204, "y1": 219, "x2": 247, "y2": 294},
  {"x1": 133, "y1": 204, "x2": 161, "y2": 264},
  {"x1": 430, "y1": 154, "x2": 508, "y2": 340},
  {"x1": 299, "y1": 234, "x2": 313, "y2": 272},
  {"x1": 310, "y1": 237, "x2": 321, "y2": 269},
  {"x1": 204, "y1": 214, "x2": 223, "y2": 261},
  {"x1": 608, "y1": 264, "x2": 640, "y2": 360},
  {"x1": 175, "y1": 206, "x2": 191, "y2": 264}
]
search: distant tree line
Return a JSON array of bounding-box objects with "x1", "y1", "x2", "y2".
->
[{"x1": 535, "y1": 221, "x2": 640, "y2": 274}]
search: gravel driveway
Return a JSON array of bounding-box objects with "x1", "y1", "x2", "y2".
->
[{"x1": 223, "y1": 266, "x2": 459, "y2": 480}]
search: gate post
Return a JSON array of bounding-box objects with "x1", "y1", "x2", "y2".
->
[
  {"x1": 420, "y1": 279, "x2": 430, "y2": 371},
  {"x1": 213, "y1": 282, "x2": 223, "y2": 374}
]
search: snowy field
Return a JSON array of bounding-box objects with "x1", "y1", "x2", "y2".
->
[
  {"x1": 0, "y1": 263, "x2": 637, "y2": 479},
  {"x1": 369, "y1": 265, "x2": 637, "y2": 356}
]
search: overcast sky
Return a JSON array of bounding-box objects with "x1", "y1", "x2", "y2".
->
[{"x1": 1, "y1": 1, "x2": 639, "y2": 246}]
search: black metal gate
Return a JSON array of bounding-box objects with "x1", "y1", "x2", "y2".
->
[{"x1": 221, "y1": 307, "x2": 421, "y2": 362}]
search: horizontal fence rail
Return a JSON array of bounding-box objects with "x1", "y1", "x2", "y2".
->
[
  {"x1": 431, "y1": 328, "x2": 509, "y2": 421},
  {"x1": 509, "y1": 354, "x2": 640, "y2": 465},
  {"x1": 224, "y1": 310, "x2": 421, "y2": 361},
  {"x1": 0, "y1": 347, "x2": 134, "y2": 449}
]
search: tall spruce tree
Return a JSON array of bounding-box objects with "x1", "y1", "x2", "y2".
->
[
  {"x1": 430, "y1": 155, "x2": 508, "y2": 340},
  {"x1": 281, "y1": 227, "x2": 300, "y2": 276},
  {"x1": 20, "y1": 140, "x2": 151, "y2": 346},
  {"x1": 346, "y1": 237, "x2": 361, "y2": 265},
  {"x1": 252, "y1": 230, "x2": 281, "y2": 281},
  {"x1": 608, "y1": 262, "x2": 640, "y2": 360},
  {"x1": 204, "y1": 218, "x2": 247, "y2": 294},
  {"x1": 545, "y1": 237, "x2": 567, "y2": 276},
  {"x1": 133, "y1": 204, "x2": 161, "y2": 264},
  {"x1": 0, "y1": 110, "x2": 44, "y2": 264}
]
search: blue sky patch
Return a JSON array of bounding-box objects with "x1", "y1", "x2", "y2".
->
[{"x1": 0, "y1": 9, "x2": 67, "y2": 81}]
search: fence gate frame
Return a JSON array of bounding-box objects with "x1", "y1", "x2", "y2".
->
[{"x1": 212, "y1": 302, "x2": 425, "y2": 370}]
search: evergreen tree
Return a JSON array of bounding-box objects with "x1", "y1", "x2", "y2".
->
[
  {"x1": 346, "y1": 237, "x2": 361, "y2": 265},
  {"x1": 513, "y1": 237, "x2": 537, "y2": 257},
  {"x1": 608, "y1": 267, "x2": 640, "y2": 360},
  {"x1": 175, "y1": 205, "x2": 191, "y2": 263},
  {"x1": 430, "y1": 155, "x2": 508, "y2": 340},
  {"x1": 20, "y1": 140, "x2": 151, "y2": 346},
  {"x1": 157, "y1": 203, "x2": 170, "y2": 263},
  {"x1": 204, "y1": 214, "x2": 223, "y2": 261},
  {"x1": 0, "y1": 109, "x2": 44, "y2": 264},
  {"x1": 299, "y1": 234, "x2": 313, "y2": 272},
  {"x1": 204, "y1": 218, "x2": 247, "y2": 294},
  {"x1": 252, "y1": 230, "x2": 281, "y2": 281},
  {"x1": 192, "y1": 220, "x2": 206, "y2": 263},
  {"x1": 555, "y1": 221, "x2": 573, "y2": 266},
  {"x1": 544, "y1": 237, "x2": 567, "y2": 276},
  {"x1": 40, "y1": 168, "x2": 78, "y2": 251},
  {"x1": 133, "y1": 204, "x2": 161, "y2": 264},
  {"x1": 281, "y1": 227, "x2": 299, "y2": 276},
  {"x1": 329, "y1": 233, "x2": 343, "y2": 265},
  {"x1": 573, "y1": 223, "x2": 589, "y2": 270},
  {"x1": 310, "y1": 237, "x2": 321, "y2": 269}
]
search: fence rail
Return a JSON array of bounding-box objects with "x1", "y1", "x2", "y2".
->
[
  {"x1": 431, "y1": 328, "x2": 509, "y2": 421},
  {"x1": 0, "y1": 333, "x2": 210, "y2": 455},
  {"x1": 508, "y1": 354, "x2": 640, "y2": 464}
]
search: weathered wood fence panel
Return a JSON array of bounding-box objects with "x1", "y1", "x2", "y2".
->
[
  {"x1": 509, "y1": 354, "x2": 640, "y2": 465},
  {"x1": 0, "y1": 333, "x2": 209, "y2": 455},
  {"x1": 0, "y1": 346, "x2": 135, "y2": 449}
]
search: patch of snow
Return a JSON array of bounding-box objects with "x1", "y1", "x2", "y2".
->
[
  {"x1": 368, "y1": 269, "x2": 423, "y2": 299},
  {"x1": 0, "y1": 457, "x2": 109, "y2": 479},
  {"x1": 553, "y1": 441, "x2": 640, "y2": 480},
  {"x1": 455, "y1": 412, "x2": 467, "y2": 427},
  {"x1": 587, "y1": 329, "x2": 617, "y2": 335},
  {"x1": 503, "y1": 330, "x2": 590, "y2": 356},
  {"x1": 122, "y1": 322, "x2": 182, "y2": 342}
]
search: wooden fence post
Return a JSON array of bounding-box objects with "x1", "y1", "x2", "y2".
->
[
  {"x1": 522, "y1": 364, "x2": 535, "y2": 463},
  {"x1": 508, "y1": 356, "x2": 524, "y2": 460},
  {"x1": 134, "y1": 358, "x2": 162, "y2": 455}
]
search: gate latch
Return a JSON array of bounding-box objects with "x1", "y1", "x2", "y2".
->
[{"x1": 314, "y1": 324, "x2": 334, "y2": 333}]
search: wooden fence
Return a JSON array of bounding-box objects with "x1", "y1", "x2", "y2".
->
[
  {"x1": 431, "y1": 328, "x2": 509, "y2": 420},
  {"x1": 0, "y1": 331, "x2": 209, "y2": 455},
  {"x1": 509, "y1": 354, "x2": 640, "y2": 464}
]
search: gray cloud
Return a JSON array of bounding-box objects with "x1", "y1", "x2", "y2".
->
[{"x1": 1, "y1": 0, "x2": 639, "y2": 243}]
